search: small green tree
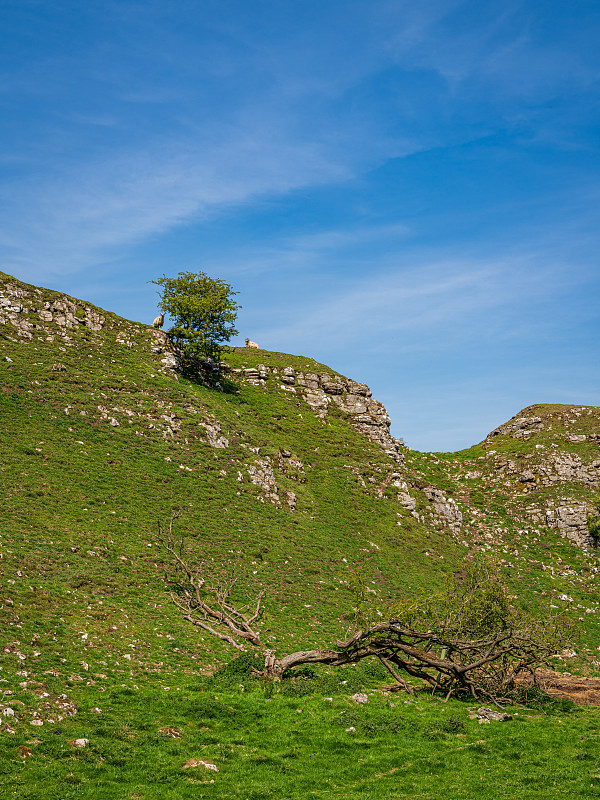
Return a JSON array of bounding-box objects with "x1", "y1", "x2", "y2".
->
[
  {"x1": 588, "y1": 492, "x2": 600, "y2": 546},
  {"x1": 152, "y1": 271, "x2": 240, "y2": 365}
]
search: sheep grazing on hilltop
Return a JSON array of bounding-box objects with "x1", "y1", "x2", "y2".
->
[
  {"x1": 245, "y1": 338, "x2": 259, "y2": 349},
  {"x1": 153, "y1": 313, "x2": 165, "y2": 329}
]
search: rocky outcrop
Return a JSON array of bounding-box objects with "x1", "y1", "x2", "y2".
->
[
  {"x1": 487, "y1": 415, "x2": 544, "y2": 440},
  {"x1": 0, "y1": 279, "x2": 105, "y2": 345},
  {"x1": 234, "y1": 364, "x2": 405, "y2": 464},
  {"x1": 247, "y1": 457, "x2": 280, "y2": 506},
  {"x1": 393, "y1": 476, "x2": 417, "y2": 511},
  {"x1": 199, "y1": 420, "x2": 229, "y2": 449},
  {"x1": 546, "y1": 503, "x2": 593, "y2": 547},
  {"x1": 423, "y1": 487, "x2": 463, "y2": 528},
  {"x1": 549, "y1": 454, "x2": 599, "y2": 485}
]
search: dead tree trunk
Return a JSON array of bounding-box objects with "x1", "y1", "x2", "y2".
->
[{"x1": 156, "y1": 514, "x2": 573, "y2": 701}]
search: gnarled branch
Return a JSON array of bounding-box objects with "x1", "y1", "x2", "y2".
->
[{"x1": 157, "y1": 511, "x2": 264, "y2": 649}]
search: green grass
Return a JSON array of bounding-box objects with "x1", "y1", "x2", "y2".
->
[
  {"x1": 1, "y1": 271, "x2": 600, "y2": 797},
  {"x1": 2, "y1": 665, "x2": 600, "y2": 799}
]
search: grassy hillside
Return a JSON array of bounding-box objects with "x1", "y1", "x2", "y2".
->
[{"x1": 1, "y1": 271, "x2": 599, "y2": 798}]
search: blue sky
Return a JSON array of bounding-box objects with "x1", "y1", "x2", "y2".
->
[{"x1": 1, "y1": 0, "x2": 599, "y2": 450}]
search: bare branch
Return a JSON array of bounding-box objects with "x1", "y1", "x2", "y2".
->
[
  {"x1": 156, "y1": 511, "x2": 264, "y2": 650},
  {"x1": 156, "y1": 516, "x2": 575, "y2": 703}
]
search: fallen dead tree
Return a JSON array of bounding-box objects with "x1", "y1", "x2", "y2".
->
[{"x1": 156, "y1": 513, "x2": 575, "y2": 702}]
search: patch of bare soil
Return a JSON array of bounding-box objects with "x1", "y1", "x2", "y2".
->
[{"x1": 534, "y1": 669, "x2": 600, "y2": 706}]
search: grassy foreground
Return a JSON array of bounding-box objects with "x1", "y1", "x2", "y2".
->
[{"x1": 2, "y1": 660, "x2": 600, "y2": 800}]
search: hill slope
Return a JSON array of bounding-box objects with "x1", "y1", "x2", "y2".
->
[
  {"x1": 2, "y1": 271, "x2": 600, "y2": 798},
  {"x1": 0, "y1": 271, "x2": 599, "y2": 705}
]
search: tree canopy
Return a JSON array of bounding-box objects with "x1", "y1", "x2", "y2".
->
[{"x1": 152, "y1": 271, "x2": 240, "y2": 364}]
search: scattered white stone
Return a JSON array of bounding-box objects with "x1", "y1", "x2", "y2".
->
[
  {"x1": 182, "y1": 758, "x2": 218, "y2": 771},
  {"x1": 477, "y1": 707, "x2": 512, "y2": 722},
  {"x1": 71, "y1": 738, "x2": 89, "y2": 748},
  {"x1": 352, "y1": 693, "x2": 368, "y2": 704}
]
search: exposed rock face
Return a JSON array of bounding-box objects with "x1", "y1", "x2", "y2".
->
[
  {"x1": 281, "y1": 367, "x2": 296, "y2": 385},
  {"x1": 423, "y1": 487, "x2": 462, "y2": 527},
  {"x1": 487, "y1": 415, "x2": 544, "y2": 440},
  {"x1": 397, "y1": 490, "x2": 417, "y2": 511},
  {"x1": 150, "y1": 330, "x2": 182, "y2": 375},
  {"x1": 236, "y1": 365, "x2": 404, "y2": 464},
  {"x1": 199, "y1": 421, "x2": 229, "y2": 449},
  {"x1": 247, "y1": 457, "x2": 280, "y2": 506},
  {"x1": 304, "y1": 390, "x2": 329, "y2": 415},
  {"x1": 546, "y1": 503, "x2": 592, "y2": 546},
  {"x1": 550, "y1": 454, "x2": 598, "y2": 485},
  {"x1": 0, "y1": 281, "x2": 105, "y2": 345},
  {"x1": 284, "y1": 491, "x2": 297, "y2": 510}
]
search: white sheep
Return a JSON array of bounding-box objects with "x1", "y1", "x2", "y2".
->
[
  {"x1": 245, "y1": 338, "x2": 259, "y2": 349},
  {"x1": 153, "y1": 313, "x2": 164, "y2": 329}
]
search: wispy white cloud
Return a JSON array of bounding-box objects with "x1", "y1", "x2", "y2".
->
[
  {"x1": 0, "y1": 128, "x2": 352, "y2": 280},
  {"x1": 238, "y1": 240, "x2": 573, "y2": 356},
  {"x1": 386, "y1": 1, "x2": 600, "y2": 98},
  {"x1": 2, "y1": 0, "x2": 599, "y2": 310}
]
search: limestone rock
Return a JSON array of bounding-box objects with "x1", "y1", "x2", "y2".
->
[
  {"x1": 303, "y1": 372, "x2": 320, "y2": 390},
  {"x1": 247, "y1": 457, "x2": 280, "y2": 505},
  {"x1": 477, "y1": 707, "x2": 512, "y2": 722},
  {"x1": 397, "y1": 491, "x2": 417, "y2": 511},
  {"x1": 321, "y1": 380, "x2": 344, "y2": 395},
  {"x1": 285, "y1": 491, "x2": 297, "y2": 511},
  {"x1": 423, "y1": 488, "x2": 462, "y2": 526},
  {"x1": 546, "y1": 503, "x2": 592, "y2": 546},
  {"x1": 281, "y1": 367, "x2": 296, "y2": 385},
  {"x1": 347, "y1": 381, "x2": 371, "y2": 397},
  {"x1": 305, "y1": 391, "x2": 329, "y2": 417},
  {"x1": 161, "y1": 353, "x2": 181, "y2": 372},
  {"x1": 518, "y1": 470, "x2": 536, "y2": 483},
  {"x1": 182, "y1": 758, "x2": 218, "y2": 771},
  {"x1": 199, "y1": 421, "x2": 229, "y2": 449},
  {"x1": 487, "y1": 416, "x2": 544, "y2": 439},
  {"x1": 84, "y1": 308, "x2": 105, "y2": 332},
  {"x1": 549, "y1": 453, "x2": 596, "y2": 484},
  {"x1": 256, "y1": 364, "x2": 269, "y2": 380},
  {"x1": 331, "y1": 394, "x2": 367, "y2": 414}
]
